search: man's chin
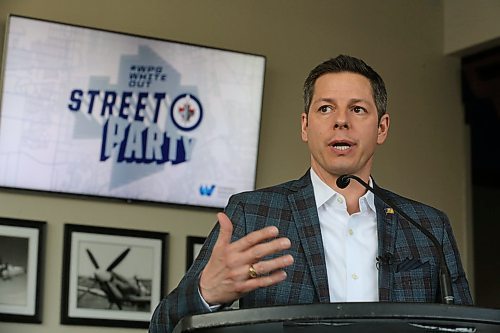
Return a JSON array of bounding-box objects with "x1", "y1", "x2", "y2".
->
[
  {"x1": 328, "y1": 167, "x2": 356, "y2": 177},
  {"x1": 310, "y1": 160, "x2": 360, "y2": 178}
]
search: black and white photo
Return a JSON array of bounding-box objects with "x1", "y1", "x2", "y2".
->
[
  {"x1": 61, "y1": 224, "x2": 167, "y2": 328},
  {"x1": 186, "y1": 236, "x2": 206, "y2": 272},
  {"x1": 0, "y1": 218, "x2": 45, "y2": 323}
]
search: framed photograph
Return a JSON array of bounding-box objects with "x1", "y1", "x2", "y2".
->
[
  {"x1": 186, "y1": 236, "x2": 206, "y2": 271},
  {"x1": 0, "y1": 217, "x2": 46, "y2": 323},
  {"x1": 61, "y1": 224, "x2": 168, "y2": 328}
]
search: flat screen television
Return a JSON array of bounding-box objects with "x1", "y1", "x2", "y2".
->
[{"x1": 0, "y1": 15, "x2": 265, "y2": 208}]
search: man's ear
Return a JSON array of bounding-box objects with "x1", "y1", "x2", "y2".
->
[
  {"x1": 377, "y1": 113, "x2": 390, "y2": 145},
  {"x1": 301, "y1": 112, "x2": 308, "y2": 142}
]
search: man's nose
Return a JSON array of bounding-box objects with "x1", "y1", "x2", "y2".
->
[{"x1": 333, "y1": 110, "x2": 349, "y2": 129}]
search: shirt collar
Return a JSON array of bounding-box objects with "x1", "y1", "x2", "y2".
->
[{"x1": 310, "y1": 168, "x2": 376, "y2": 213}]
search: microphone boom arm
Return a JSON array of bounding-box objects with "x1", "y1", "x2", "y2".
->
[{"x1": 337, "y1": 174, "x2": 454, "y2": 304}]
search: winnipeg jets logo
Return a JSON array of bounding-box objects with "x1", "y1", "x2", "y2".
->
[{"x1": 171, "y1": 93, "x2": 203, "y2": 131}]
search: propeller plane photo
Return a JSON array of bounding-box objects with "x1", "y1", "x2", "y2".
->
[{"x1": 77, "y1": 247, "x2": 151, "y2": 311}]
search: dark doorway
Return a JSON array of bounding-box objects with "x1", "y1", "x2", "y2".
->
[{"x1": 462, "y1": 47, "x2": 500, "y2": 308}]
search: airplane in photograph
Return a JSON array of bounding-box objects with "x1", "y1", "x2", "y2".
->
[
  {"x1": 0, "y1": 259, "x2": 25, "y2": 280},
  {"x1": 77, "y1": 247, "x2": 151, "y2": 310}
]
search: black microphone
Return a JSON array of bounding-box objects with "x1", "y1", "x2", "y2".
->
[
  {"x1": 336, "y1": 174, "x2": 454, "y2": 305},
  {"x1": 376, "y1": 252, "x2": 393, "y2": 270}
]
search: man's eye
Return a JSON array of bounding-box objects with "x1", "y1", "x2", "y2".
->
[
  {"x1": 318, "y1": 105, "x2": 333, "y2": 113},
  {"x1": 352, "y1": 106, "x2": 366, "y2": 113}
]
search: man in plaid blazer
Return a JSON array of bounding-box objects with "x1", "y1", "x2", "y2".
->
[{"x1": 149, "y1": 55, "x2": 472, "y2": 333}]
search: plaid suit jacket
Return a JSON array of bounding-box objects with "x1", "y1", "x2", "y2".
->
[{"x1": 149, "y1": 171, "x2": 472, "y2": 333}]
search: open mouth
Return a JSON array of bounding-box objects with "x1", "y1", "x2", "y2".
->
[
  {"x1": 332, "y1": 142, "x2": 351, "y2": 150},
  {"x1": 330, "y1": 141, "x2": 353, "y2": 151}
]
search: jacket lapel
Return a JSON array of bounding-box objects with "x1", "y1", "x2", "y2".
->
[
  {"x1": 374, "y1": 186, "x2": 398, "y2": 302},
  {"x1": 287, "y1": 171, "x2": 330, "y2": 303}
]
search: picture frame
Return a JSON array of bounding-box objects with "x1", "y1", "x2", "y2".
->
[
  {"x1": 0, "y1": 217, "x2": 46, "y2": 323},
  {"x1": 60, "y1": 224, "x2": 168, "y2": 328},
  {"x1": 186, "y1": 236, "x2": 206, "y2": 272}
]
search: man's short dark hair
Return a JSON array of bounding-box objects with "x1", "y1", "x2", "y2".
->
[{"x1": 303, "y1": 55, "x2": 387, "y2": 121}]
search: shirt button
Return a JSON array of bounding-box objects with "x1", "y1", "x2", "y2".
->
[
  {"x1": 348, "y1": 228, "x2": 354, "y2": 236},
  {"x1": 352, "y1": 273, "x2": 359, "y2": 280},
  {"x1": 337, "y1": 197, "x2": 344, "y2": 204}
]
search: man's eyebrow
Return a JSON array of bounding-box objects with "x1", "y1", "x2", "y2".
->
[
  {"x1": 314, "y1": 97, "x2": 336, "y2": 104},
  {"x1": 313, "y1": 97, "x2": 371, "y2": 104},
  {"x1": 349, "y1": 98, "x2": 371, "y2": 105}
]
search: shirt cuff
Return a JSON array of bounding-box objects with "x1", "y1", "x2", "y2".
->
[{"x1": 198, "y1": 286, "x2": 222, "y2": 312}]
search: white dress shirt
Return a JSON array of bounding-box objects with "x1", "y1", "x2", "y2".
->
[{"x1": 310, "y1": 169, "x2": 379, "y2": 302}]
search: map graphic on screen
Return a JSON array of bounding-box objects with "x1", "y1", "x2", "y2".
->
[{"x1": 0, "y1": 15, "x2": 265, "y2": 208}]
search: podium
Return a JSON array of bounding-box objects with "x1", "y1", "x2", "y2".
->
[{"x1": 173, "y1": 303, "x2": 500, "y2": 333}]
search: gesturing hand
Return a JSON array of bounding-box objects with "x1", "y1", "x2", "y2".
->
[{"x1": 199, "y1": 212, "x2": 294, "y2": 305}]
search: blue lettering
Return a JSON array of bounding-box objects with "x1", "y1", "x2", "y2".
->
[
  {"x1": 182, "y1": 136, "x2": 196, "y2": 161},
  {"x1": 199, "y1": 185, "x2": 216, "y2": 196},
  {"x1": 101, "y1": 91, "x2": 117, "y2": 117},
  {"x1": 119, "y1": 91, "x2": 133, "y2": 119},
  {"x1": 100, "y1": 116, "x2": 128, "y2": 161},
  {"x1": 68, "y1": 90, "x2": 168, "y2": 122},
  {"x1": 153, "y1": 92, "x2": 166, "y2": 123},
  {"x1": 123, "y1": 121, "x2": 145, "y2": 161},
  {"x1": 87, "y1": 90, "x2": 100, "y2": 114},
  {"x1": 68, "y1": 89, "x2": 83, "y2": 111},
  {"x1": 145, "y1": 124, "x2": 163, "y2": 161},
  {"x1": 100, "y1": 117, "x2": 195, "y2": 165},
  {"x1": 134, "y1": 92, "x2": 148, "y2": 122}
]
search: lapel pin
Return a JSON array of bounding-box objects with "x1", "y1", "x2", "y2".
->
[{"x1": 385, "y1": 208, "x2": 394, "y2": 214}]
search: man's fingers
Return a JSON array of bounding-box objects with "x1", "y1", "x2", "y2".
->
[
  {"x1": 252, "y1": 254, "x2": 294, "y2": 276},
  {"x1": 231, "y1": 225, "x2": 280, "y2": 253},
  {"x1": 214, "y1": 212, "x2": 233, "y2": 248},
  {"x1": 226, "y1": 237, "x2": 291, "y2": 267},
  {"x1": 247, "y1": 237, "x2": 291, "y2": 260},
  {"x1": 223, "y1": 253, "x2": 294, "y2": 281},
  {"x1": 234, "y1": 270, "x2": 288, "y2": 294}
]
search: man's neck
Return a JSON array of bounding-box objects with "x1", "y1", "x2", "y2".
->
[{"x1": 311, "y1": 167, "x2": 370, "y2": 215}]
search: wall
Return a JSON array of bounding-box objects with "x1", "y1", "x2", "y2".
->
[
  {"x1": 0, "y1": 1, "x2": 471, "y2": 332},
  {"x1": 444, "y1": 0, "x2": 500, "y2": 55},
  {"x1": 443, "y1": 0, "x2": 500, "y2": 308}
]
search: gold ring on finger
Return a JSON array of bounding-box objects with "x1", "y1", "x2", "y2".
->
[{"x1": 248, "y1": 264, "x2": 258, "y2": 279}]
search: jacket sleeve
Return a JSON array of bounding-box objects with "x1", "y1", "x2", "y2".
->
[
  {"x1": 440, "y1": 212, "x2": 473, "y2": 305},
  {"x1": 149, "y1": 197, "x2": 246, "y2": 333},
  {"x1": 148, "y1": 225, "x2": 219, "y2": 333}
]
